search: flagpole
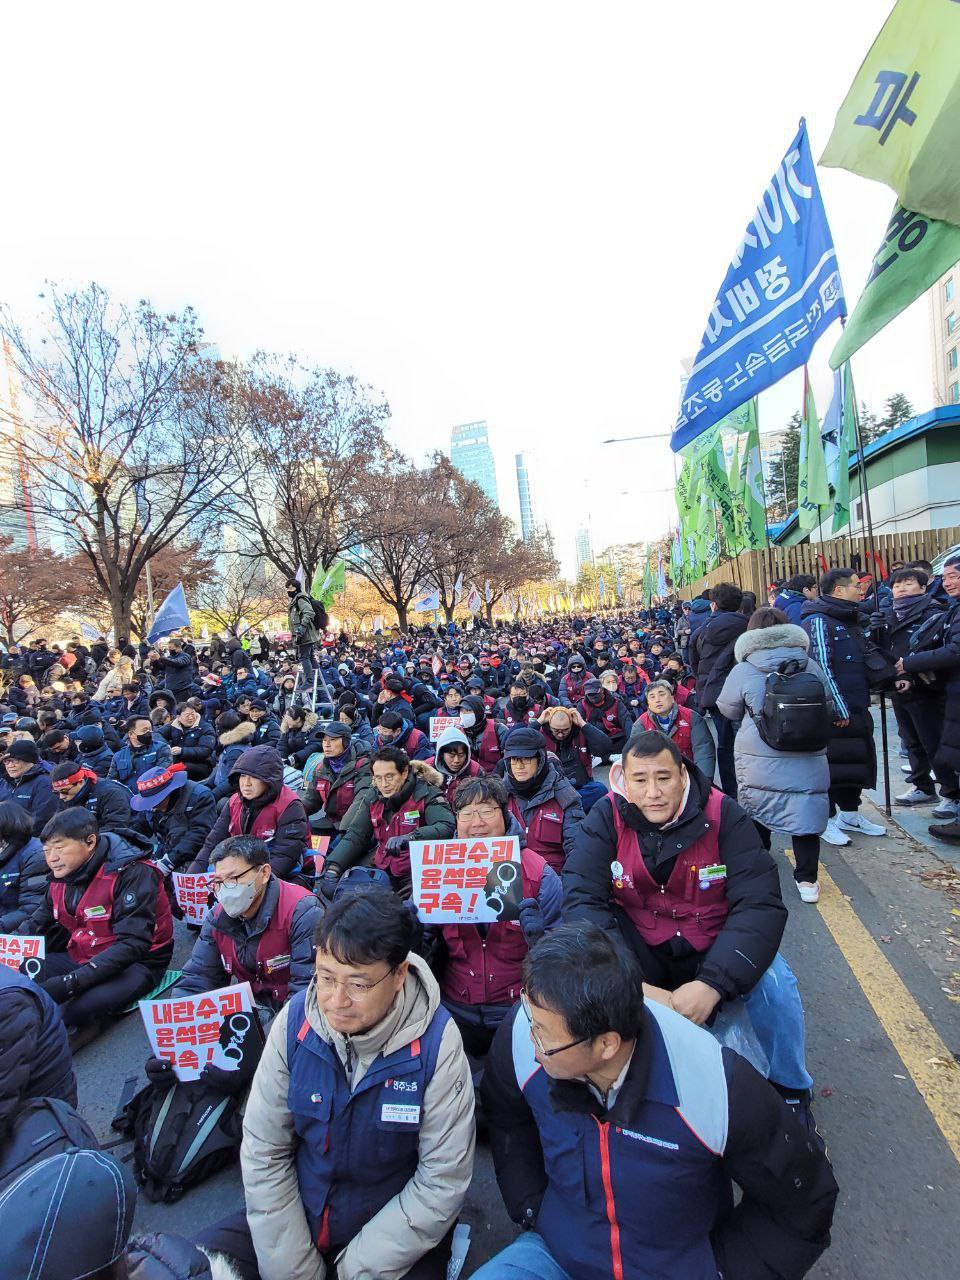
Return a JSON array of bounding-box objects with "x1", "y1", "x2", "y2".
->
[{"x1": 145, "y1": 562, "x2": 155, "y2": 632}]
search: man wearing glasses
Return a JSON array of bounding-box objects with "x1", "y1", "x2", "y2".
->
[
  {"x1": 200, "y1": 889, "x2": 474, "y2": 1280},
  {"x1": 473, "y1": 924, "x2": 838, "y2": 1280}
]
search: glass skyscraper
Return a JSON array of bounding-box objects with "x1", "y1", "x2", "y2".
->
[
  {"x1": 515, "y1": 452, "x2": 537, "y2": 540},
  {"x1": 450, "y1": 420, "x2": 499, "y2": 506}
]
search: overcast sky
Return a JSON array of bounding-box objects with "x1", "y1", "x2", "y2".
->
[{"x1": 2, "y1": 2, "x2": 930, "y2": 576}]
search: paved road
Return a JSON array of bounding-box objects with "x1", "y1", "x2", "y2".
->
[{"x1": 73, "y1": 784, "x2": 960, "y2": 1277}]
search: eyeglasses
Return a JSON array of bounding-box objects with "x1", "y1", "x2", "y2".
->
[
  {"x1": 315, "y1": 966, "x2": 396, "y2": 1001},
  {"x1": 457, "y1": 805, "x2": 502, "y2": 821},
  {"x1": 521, "y1": 992, "x2": 590, "y2": 1058},
  {"x1": 212, "y1": 867, "x2": 258, "y2": 891}
]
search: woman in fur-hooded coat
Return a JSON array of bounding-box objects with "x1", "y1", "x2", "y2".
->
[{"x1": 716, "y1": 622, "x2": 835, "y2": 837}]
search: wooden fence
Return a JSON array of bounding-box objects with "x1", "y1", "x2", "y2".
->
[{"x1": 676, "y1": 527, "x2": 960, "y2": 601}]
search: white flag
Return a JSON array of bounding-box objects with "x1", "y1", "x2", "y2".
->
[{"x1": 453, "y1": 572, "x2": 464, "y2": 603}]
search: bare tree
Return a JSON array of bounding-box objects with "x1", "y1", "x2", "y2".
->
[
  {"x1": 0, "y1": 283, "x2": 246, "y2": 643},
  {"x1": 422, "y1": 456, "x2": 510, "y2": 623},
  {"x1": 194, "y1": 559, "x2": 285, "y2": 638},
  {"x1": 0, "y1": 537, "x2": 96, "y2": 645},
  {"x1": 223, "y1": 356, "x2": 392, "y2": 584},
  {"x1": 478, "y1": 531, "x2": 559, "y2": 624}
]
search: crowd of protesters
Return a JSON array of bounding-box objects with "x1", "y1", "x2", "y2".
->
[{"x1": 2, "y1": 554, "x2": 956, "y2": 1278}]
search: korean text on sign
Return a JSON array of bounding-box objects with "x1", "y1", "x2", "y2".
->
[
  {"x1": 171, "y1": 871, "x2": 214, "y2": 925},
  {"x1": 0, "y1": 933, "x2": 44, "y2": 972},
  {"x1": 411, "y1": 836, "x2": 521, "y2": 925},
  {"x1": 428, "y1": 715, "x2": 462, "y2": 742},
  {"x1": 139, "y1": 981, "x2": 255, "y2": 1083}
]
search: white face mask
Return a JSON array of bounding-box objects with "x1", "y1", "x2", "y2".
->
[
  {"x1": 216, "y1": 878, "x2": 259, "y2": 917},
  {"x1": 459, "y1": 711, "x2": 476, "y2": 729}
]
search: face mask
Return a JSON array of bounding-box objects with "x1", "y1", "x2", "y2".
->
[
  {"x1": 460, "y1": 711, "x2": 476, "y2": 729},
  {"x1": 135, "y1": 732, "x2": 152, "y2": 746},
  {"x1": 216, "y1": 877, "x2": 259, "y2": 917},
  {"x1": 513, "y1": 696, "x2": 529, "y2": 711}
]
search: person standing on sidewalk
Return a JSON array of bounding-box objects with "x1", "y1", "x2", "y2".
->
[
  {"x1": 895, "y1": 555, "x2": 960, "y2": 842},
  {"x1": 692, "y1": 582, "x2": 749, "y2": 798},
  {"x1": 876, "y1": 567, "x2": 956, "y2": 817},
  {"x1": 800, "y1": 568, "x2": 886, "y2": 847},
  {"x1": 716, "y1": 609, "x2": 835, "y2": 904}
]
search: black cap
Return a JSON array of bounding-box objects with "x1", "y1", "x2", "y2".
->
[
  {"x1": 6, "y1": 738, "x2": 39, "y2": 763},
  {"x1": 384, "y1": 675, "x2": 404, "y2": 693},
  {"x1": 503, "y1": 726, "x2": 545, "y2": 759}
]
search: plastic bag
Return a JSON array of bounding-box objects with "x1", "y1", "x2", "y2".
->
[{"x1": 710, "y1": 998, "x2": 770, "y2": 1078}]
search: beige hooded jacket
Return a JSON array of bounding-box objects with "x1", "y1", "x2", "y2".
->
[{"x1": 240, "y1": 952, "x2": 475, "y2": 1280}]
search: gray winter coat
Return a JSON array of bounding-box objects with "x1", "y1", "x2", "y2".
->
[{"x1": 715, "y1": 624, "x2": 835, "y2": 837}]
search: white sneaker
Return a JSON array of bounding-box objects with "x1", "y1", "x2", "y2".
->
[
  {"x1": 932, "y1": 798, "x2": 960, "y2": 820},
  {"x1": 796, "y1": 881, "x2": 820, "y2": 904},
  {"x1": 837, "y1": 810, "x2": 887, "y2": 837},
  {"x1": 821, "y1": 818, "x2": 851, "y2": 846}
]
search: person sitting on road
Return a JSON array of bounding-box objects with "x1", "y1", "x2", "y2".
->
[
  {"x1": 194, "y1": 745, "x2": 309, "y2": 880},
  {"x1": 317, "y1": 746, "x2": 455, "y2": 898},
  {"x1": 459, "y1": 694, "x2": 505, "y2": 773},
  {"x1": 302, "y1": 722, "x2": 373, "y2": 840},
  {"x1": 50, "y1": 760, "x2": 134, "y2": 833},
  {"x1": 495, "y1": 676, "x2": 551, "y2": 729},
  {"x1": 0, "y1": 960, "x2": 77, "y2": 1139},
  {"x1": 374, "y1": 708, "x2": 434, "y2": 760},
  {"x1": 247, "y1": 698, "x2": 282, "y2": 748},
  {"x1": 128, "y1": 761, "x2": 218, "y2": 875},
  {"x1": 108, "y1": 715, "x2": 173, "y2": 789},
  {"x1": 170, "y1": 835, "x2": 321, "y2": 1021},
  {"x1": 20, "y1": 808, "x2": 173, "y2": 1037},
  {"x1": 534, "y1": 705, "x2": 610, "y2": 814},
  {"x1": 636, "y1": 677, "x2": 716, "y2": 779},
  {"x1": 501, "y1": 727, "x2": 585, "y2": 875},
  {"x1": 433, "y1": 724, "x2": 484, "y2": 805},
  {"x1": 0, "y1": 799, "x2": 49, "y2": 932},
  {"x1": 473, "y1": 923, "x2": 838, "y2": 1280},
  {"x1": 197, "y1": 889, "x2": 475, "y2": 1280},
  {"x1": 164, "y1": 699, "x2": 216, "y2": 780},
  {"x1": 578, "y1": 677, "x2": 633, "y2": 757},
  {"x1": 564, "y1": 730, "x2": 815, "y2": 1123},
  {"x1": 431, "y1": 775, "x2": 561, "y2": 1061},
  {"x1": 0, "y1": 737, "x2": 58, "y2": 828}
]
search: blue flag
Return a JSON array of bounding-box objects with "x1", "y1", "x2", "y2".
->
[
  {"x1": 672, "y1": 121, "x2": 846, "y2": 452},
  {"x1": 147, "y1": 583, "x2": 190, "y2": 643}
]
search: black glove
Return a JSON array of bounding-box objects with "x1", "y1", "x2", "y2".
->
[
  {"x1": 384, "y1": 835, "x2": 410, "y2": 856},
  {"x1": 144, "y1": 1056, "x2": 177, "y2": 1091},
  {"x1": 201, "y1": 1060, "x2": 255, "y2": 1098},
  {"x1": 317, "y1": 867, "x2": 341, "y2": 901},
  {"x1": 518, "y1": 897, "x2": 546, "y2": 945},
  {"x1": 869, "y1": 612, "x2": 886, "y2": 632},
  {"x1": 41, "y1": 971, "x2": 79, "y2": 1004}
]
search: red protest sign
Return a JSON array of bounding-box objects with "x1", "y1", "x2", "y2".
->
[
  {"x1": 429, "y1": 715, "x2": 462, "y2": 742},
  {"x1": 0, "y1": 933, "x2": 44, "y2": 971},
  {"x1": 139, "y1": 981, "x2": 257, "y2": 1082},
  {"x1": 171, "y1": 871, "x2": 214, "y2": 925},
  {"x1": 411, "y1": 836, "x2": 522, "y2": 924}
]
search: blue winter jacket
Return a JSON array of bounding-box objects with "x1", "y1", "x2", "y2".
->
[
  {"x1": 108, "y1": 735, "x2": 173, "y2": 788},
  {"x1": 0, "y1": 836, "x2": 48, "y2": 931}
]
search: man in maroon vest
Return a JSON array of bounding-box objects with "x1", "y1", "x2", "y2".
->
[
  {"x1": 564, "y1": 731, "x2": 815, "y2": 1121},
  {"x1": 21, "y1": 807, "x2": 173, "y2": 1033},
  {"x1": 636, "y1": 679, "x2": 716, "y2": 779},
  {"x1": 172, "y1": 835, "x2": 321, "y2": 1019}
]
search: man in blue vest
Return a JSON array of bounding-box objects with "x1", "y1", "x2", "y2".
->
[
  {"x1": 474, "y1": 924, "x2": 838, "y2": 1280},
  {"x1": 197, "y1": 889, "x2": 475, "y2": 1280}
]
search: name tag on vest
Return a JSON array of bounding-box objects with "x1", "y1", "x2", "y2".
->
[
  {"x1": 381, "y1": 1103, "x2": 421, "y2": 1125},
  {"x1": 265, "y1": 953, "x2": 291, "y2": 973},
  {"x1": 698, "y1": 863, "x2": 726, "y2": 890},
  {"x1": 84, "y1": 905, "x2": 108, "y2": 918}
]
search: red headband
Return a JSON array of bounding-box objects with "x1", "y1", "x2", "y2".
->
[{"x1": 52, "y1": 766, "x2": 98, "y2": 792}]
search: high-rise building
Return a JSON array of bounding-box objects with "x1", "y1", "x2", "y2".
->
[
  {"x1": 575, "y1": 526, "x2": 594, "y2": 575},
  {"x1": 929, "y1": 264, "x2": 960, "y2": 407},
  {"x1": 450, "y1": 420, "x2": 499, "y2": 506},
  {"x1": 515, "y1": 452, "x2": 537, "y2": 540}
]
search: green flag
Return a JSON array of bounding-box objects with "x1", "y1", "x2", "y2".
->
[
  {"x1": 311, "y1": 559, "x2": 346, "y2": 604},
  {"x1": 741, "y1": 404, "x2": 768, "y2": 550},
  {"x1": 820, "y1": 0, "x2": 960, "y2": 226},
  {"x1": 798, "y1": 373, "x2": 830, "y2": 532},
  {"x1": 833, "y1": 364, "x2": 856, "y2": 533},
  {"x1": 830, "y1": 202, "x2": 960, "y2": 368}
]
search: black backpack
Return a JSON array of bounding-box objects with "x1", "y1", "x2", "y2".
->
[
  {"x1": 0, "y1": 1098, "x2": 99, "y2": 1195},
  {"x1": 750, "y1": 659, "x2": 832, "y2": 752},
  {"x1": 311, "y1": 598, "x2": 329, "y2": 632}
]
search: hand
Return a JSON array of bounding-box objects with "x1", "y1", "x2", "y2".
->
[
  {"x1": 154, "y1": 854, "x2": 175, "y2": 876},
  {"x1": 894, "y1": 658, "x2": 905, "y2": 676},
  {"x1": 378, "y1": 689, "x2": 391, "y2": 704},
  {"x1": 144, "y1": 1055, "x2": 177, "y2": 1090},
  {"x1": 568, "y1": 707, "x2": 584, "y2": 728},
  {"x1": 895, "y1": 678, "x2": 912, "y2": 694},
  {"x1": 41, "y1": 971, "x2": 79, "y2": 1005},
  {"x1": 641, "y1": 982, "x2": 675, "y2": 1009},
  {"x1": 834, "y1": 717, "x2": 850, "y2": 729},
  {"x1": 317, "y1": 867, "x2": 341, "y2": 901},
  {"x1": 517, "y1": 897, "x2": 546, "y2": 945},
  {"x1": 170, "y1": 746, "x2": 181, "y2": 756},
  {"x1": 668, "y1": 980, "x2": 721, "y2": 1026},
  {"x1": 384, "y1": 835, "x2": 410, "y2": 856}
]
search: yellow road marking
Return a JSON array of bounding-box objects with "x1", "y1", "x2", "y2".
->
[{"x1": 798, "y1": 858, "x2": 960, "y2": 1165}]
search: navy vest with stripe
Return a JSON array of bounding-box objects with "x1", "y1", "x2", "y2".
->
[
  {"x1": 512, "y1": 999, "x2": 730, "y2": 1279},
  {"x1": 285, "y1": 988, "x2": 449, "y2": 1253}
]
